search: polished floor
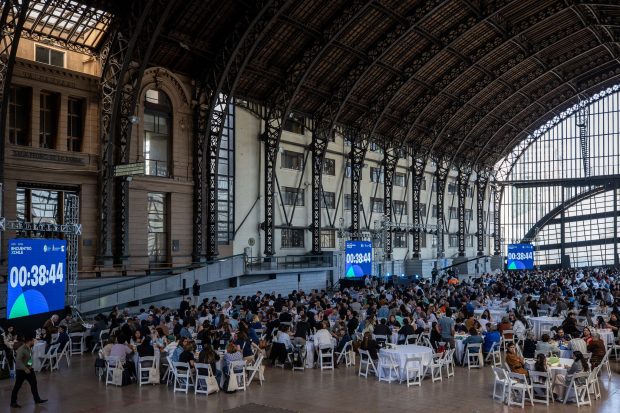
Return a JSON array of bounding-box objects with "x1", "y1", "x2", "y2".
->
[{"x1": 0, "y1": 355, "x2": 618, "y2": 413}]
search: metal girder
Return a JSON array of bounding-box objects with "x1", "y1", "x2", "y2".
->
[
  {"x1": 310, "y1": 124, "x2": 330, "y2": 253},
  {"x1": 482, "y1": 58, "x2": 620, "y2": 173},
  {"x1": 461, "y1": 26, "x2": 607, "y2": 168},
  {"x1": 420, "y1": 1, "x2": 574, "y2": 153},
  {"x1": 261, "y1": 0, "x2": 373, "y2": 256},
  {"x1": 195, "y1": 0, "x2": 291, "y2": 262},
  {"x1": 475, "y1": 168, "x2": 491, "y2": 256},
  {"x1": 114, "y1": 0, "x2": 173, "y2": 264},
  {"x1": 382, "y1": 147, "x2": 400, "y2": 258},
  {"x1": 97, "y1": 1, "x2": 154, "y2": 265},
  {"x1": 411, "y1": 149, "x2": 429, "y2": 258},
  {"x1": 456, "y1": 164, "x2": 472, "y2": 256},
  {"x1": 434, "y1": 156, "x2": 450, "y2": 258},
  {"x1": 0, "y1": 0, "x2": 30, "y2": 190},
  {"x1": 348, "y1": 128, "x2": 369, "y2": 240},
  {"x1": 491, "y1": 182, "x2": 502, "y2": 255}
]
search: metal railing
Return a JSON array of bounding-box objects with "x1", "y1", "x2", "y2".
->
[{"x1": 246, "y1": 254, "x2": 334, "y2": 272}]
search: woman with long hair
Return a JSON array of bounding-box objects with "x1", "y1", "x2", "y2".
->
[{"x1": 553, "y1": 350, "x2": 589, "y2": 401}]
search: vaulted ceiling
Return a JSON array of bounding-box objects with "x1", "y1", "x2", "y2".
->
[{"x1": 43, "y1": 0, "x2": 620, "y2": 168}]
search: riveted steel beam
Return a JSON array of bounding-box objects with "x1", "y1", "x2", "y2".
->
[
  {"x1": 382, "y1": 146, "x2": 400, "y2": 259},
  {"x1": 434, "y1": 156, "x2": 451, "y2": 258},
  {"x1": 475, "y1": 168, "x2": 491, "y2": 256},
  {"x1": 411, "y1": 149, "x2": 429, "y2": 258},
  {"x1": 456, "y1": 164, "x2": 472, "y2": 256}
]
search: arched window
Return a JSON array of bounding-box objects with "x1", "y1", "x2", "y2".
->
[
  {"x1": 498, "y1": 85, "x2": 620, "y2": 268},
  {"x1": 144, "y1": 89, "x2": 171, "y2": 177}
]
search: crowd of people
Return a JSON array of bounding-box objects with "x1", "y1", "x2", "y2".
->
[{"x1": 2, "y1": 267, "x2": 619, "y2": 401}]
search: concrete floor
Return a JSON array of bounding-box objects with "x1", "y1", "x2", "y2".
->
[{"x1": 1, "y1": 356, "x2": 618, "y2": 413}]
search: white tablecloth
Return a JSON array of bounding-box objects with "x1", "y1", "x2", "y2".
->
[
  {"x1": 592, "y1": 329, "x2": 615, "y2": 348},
  {"x1": 527, "y1": 316, "x2": 563, "y2": 339},
  {"x1": 474, "y1": 308, "x2": 506, "y2": 323},
  {"x1": 525, "y1": 358, "x2": 573, "y2": 381},
  {"x1": 32, "y1": 342, "x2": 47, "y2": 372},
  {"x1": 455, "y1": 335, "x2": 468, "y2": 363},
  {"x1": 379, "y1": 345, "x2": 433, "y2": 380}
]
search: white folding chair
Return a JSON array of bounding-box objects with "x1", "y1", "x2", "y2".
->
[
  {"x1": 404, "y1": 355, "x2": 423, "y2": 387},
  {"x1": 92, "y1": 329, "x2": 109, "y2": 353},
  {"x1": 318, "y1": 344, "x2": 334, "y2": 371},
  {"x1": 588, "y1": 365, "x2": 601, "y2": 400},
  {"x1": 195, "y1": 363, "x2": 218, "y2": 395},
  {"x1": 373, "y1": 334, "x2": 388, "y2": 348},
  {"x1": 600, "y1": 348, "x2": 612, "y2": 379},
  {"x1": 405, "y1": 334, "x2": 418, "y2": 345},
  {"x1": 485, "y1": 342, "x2": 502, "y2": 367},
  {"x1": 563, "y1": 372, "x2": 591, "y2": 407},
  {"x1": 378, "y1": 352, "x2": 399, "y2": 383},
  {"x1": 358, "y1": 349, "x2": 377, "y2": 378},
  {"x1": 138, "y1": 356, "x2": 156, "y2": 386},
  {"x1": 465, "y1": 343, "x2": 483, "y2": 369},
  {"x1": 39, "y1": 344, "x2": 60, "y2": 371},
  {"x1": 507, "y1": 371, "x2": 534, "y2": 408},
  {"x1": 69, "y1": 333, "x2": 85, "y2": 355},
  {"x1": 105, "y1": 356, "x2": 123, "y2": 386},
  {"x1": 231, "y1": 360, "x2": 247, "y2": 391},
  {"x1": 529, "y1": 370, "x2": 553, "y2": 405},
  {"x1": 443, "y1": 348, "x2": 455, "y2": 378},
  {"x1": 502, "y1": 330, "x2": 515, "y2": 351},
  {"x1": 246, "y1": 354, "x2": 265, "y2": 386},
  {"x1": 491, "y1": 367, "x2": 510, "y2": 403},
  {"x1": 335, "y1": 341, "x2": 353, "y2": 367},
  {"x1": 428, "y1": 352, "x2": 443, "y2": 382},
  {"x1": 57, "y1": 341, "x2": 71, "y2": 369},
  {"x1": 173, "y1": 362, "x2": 193, "y2": 393}
]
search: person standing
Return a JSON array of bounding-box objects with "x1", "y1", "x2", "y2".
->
[
  {"x1": 10, "y1": 336, "x2": 47, "y2": 408},
  {"x1": 431, "y1": 267, "x2": 438, "y2": 284},
  {"x1": 192, "y1": 281, "x2": 201, "y2": 306}
]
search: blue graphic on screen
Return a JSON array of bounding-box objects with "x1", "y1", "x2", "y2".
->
[
  {"x1": 507, "y1": 243, "x2": 534, "y2": 270},
  {"x1": 345, "y1": 240, "x2": 372, "y2": 278},
  {"x1": 7, "y1": 239, "x2": 66, "y2": 319}
]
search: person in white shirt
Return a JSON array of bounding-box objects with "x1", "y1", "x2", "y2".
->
[
  {"x1": 313, "y1": 321, "x2": 334, "y2": 352},
  {"x1": 276, "y1": 325, "x2": 293, "y2": 351}
]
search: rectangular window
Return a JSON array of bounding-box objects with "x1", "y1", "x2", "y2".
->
[
  {"x1": 16, "y1": 186, "x2": 77, "y2": 237},
  {"x1": 394, "y1": 200, "x2": 407, "y2": 216},
  {"x1": 370, "y1": 167, "x2": 384, "y2": 183},
  {"x1": 281, "y1": 150, "x2": 304, "y2": 170},
  {"x1": 218, "y1": 104, "x2": 235, "y2": 244},
  {"x1": 432, "y1": 204, "x2": 438, "y2": 218},
  {"x1": 8, "y1": 86, "x2": 31, "y2": 146},
  {"x1": 394, "y1": 232, "x2": 407, "y2": 248},
  {"x1": 420, "y1": 177, "x2": 426, "y2": 190},
  {"x1": 467, "y1": 187, "x2": 474, "y2": 197},
  {"x1": 344, "y1": 194, "x2": 351, "y2": 210},
  {"x1": 431, "y1": 235, "x2": 437, "y2": 247},
  {"x1": 282, "y1": 187, "x2": 304, "y2": 206},
  {"x1": 144, "y1": 111, "x2": 170, "y2": 177},
  {"x1": 420, "y1": 233, "x2": 427, "y2": 248},
  {"x1": 147, "y1": 192, "x2": 168, "y2": 264},
  {"x1": 35, "y1": 45, "x2": 64, "y2": 67},
  {"x1": 371, "y1": 197, "x2": 384, "y2": 213},
  {"x1": 419, "y1": 203, "x2": 427, "y2": 217},
  {"x1": 449, "y1": 234, "x2": 458, "y2": 248},
  {"x1": 323, "y1": 158, "x2": 335, "y2": 175},
  {"x1": 394, "y1": 172, "x2": 406, "y2": 187},
  {"x1": 449, "y1": 207, "x2": 458, "y2": 219},
  {"x1": 432, "y1": 179, "x2": 437, "y2": 192},
  {"x1": 39, "y1": 91, "x2": 59, "y2": 149},
  {"x1": 320, "y1": 230, "x2": 335, "y2": 248},
  {"x1": 67, "y1": 98, "x2": 84, "y2": 151},
  {"x1": 465, "y1": 235, "x2": 474, "y2": 247},
  {"x1": 281, "y1": 228, "x2": 304, "y2": 248},
  {"x1": 322, "y1": 191, "x2": 335, "y2": 209},
  {"x1": 465, "y1": 208, "x2": 473, "y2": 221},
  {"x1": 283, "y1": 115, "x2": 305, "y2": 134},
  {"x1": 447, "y1": 182, "x2": 457, "y2": 194}
]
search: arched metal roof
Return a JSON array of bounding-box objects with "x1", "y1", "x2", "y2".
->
[{"x1": 57, "y1": 0, "x2": 620, "y2": 167}]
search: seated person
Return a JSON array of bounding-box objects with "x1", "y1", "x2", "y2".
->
[
  {"x1": 373, "y1": 318, "x2": 391, "y2": 337},
  {"x1": 335, "y1": 329, "x2": 352, "y2": 354},
  {"x1": 567, "y1": 337, "x2": 587, "y2": 355},
  {"x1": 561, "y1": 313, "x2": 580, "y2": 338},
  {"x1": 198, "y1": 343, "x2": 221, "y2": 384},
  {"x1": 359, "y1": 331, "x2": 378, "y2": 361},
  {"x1": 552, "y1": 351, "x2": 589, "y2": 400},
  {"x1": 581, "y1": 327, "x2": 593, "y2": 346},
  {"x1": 314, "y1": 321, "x2": 334, "y2": 351},
  {"x1": 275, "y1": 325, "x2": 293, "y2": 352},
  {"x1": 553, "y1": 328, "x2": 571, "y2": 344},
  {"x1": 587, "y1": 333, "x2": 606, "y2": 368},
  {"x1": 171, "y1": 337, "x2": 187, "y2": 363},
  {"x1": 535, "y1": 334, "x2": 559, "y2": 356},
  {"x1": 178, "y1": 342, "x2": 196, "y2": 369},
  {"x1": 522, "y1": 331, "x2": 537, "y2": 359},
  {"x1": 386, "y1": 315, "x2": 401, "y2": 329},
  {"x1": 505, "y1": 342, "x2": 528, "y2": 376},
  {"x1": 482, "y1": 324, "x2": 501, "y2": 354},
  {"x1": 137, "y1": 336, "x2": 155, "y2": 358},
  {"x1": 48, "y1": 325, "x2": 70, "y2": 353},
  {"x1": 397, "y1": 318, "x2": 415, "y2": 344},
  {"x1": 461, "y1": 328, "x2": 483, "y2": 364}
]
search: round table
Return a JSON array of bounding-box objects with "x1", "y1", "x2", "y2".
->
[
  {"x1": 379, "y1": 344, "x2": 433, "y2": 381},
  {"x1": 525, "y1": 357, "x2": 573, "y2": 381},
  {"x1": 32, "y1": 342, "x2": 47, "y2": 372},
  {"x1": 474, "y1": 308, "x2": 506, "y2": 323},
  {"x1": 527, "y1": 316, "x2": 563, "y2": 339},
  {"x1": 455, "y1": 334, "x2": 469, "y2": 363},
  {"x1": 592, "y1": 329, "x2": 615, "y2": 348}
]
